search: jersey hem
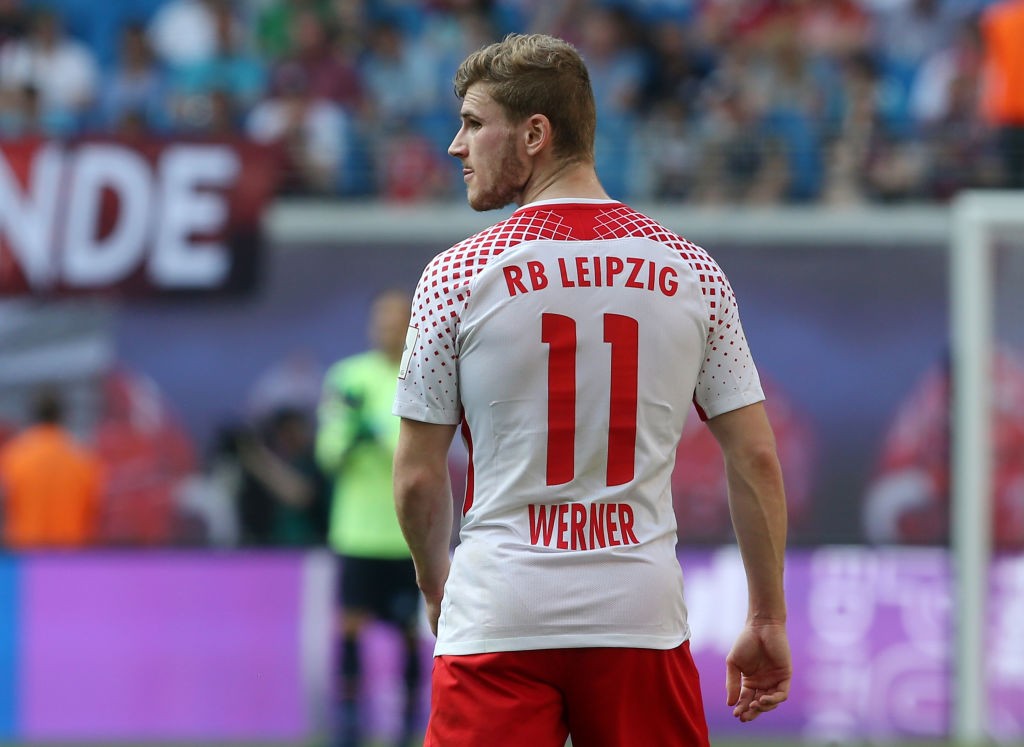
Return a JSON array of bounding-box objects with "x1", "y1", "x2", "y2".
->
[{"x1": 434, "y1": 629, "x2": 690, "y2": 656}]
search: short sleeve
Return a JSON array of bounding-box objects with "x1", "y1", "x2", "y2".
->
[
  {"x1": 393, "y1": 250, "x2": 467, "y2": 425},
  {"x1": 692, "y1": 269, "x2": 764, "y2": 420}
]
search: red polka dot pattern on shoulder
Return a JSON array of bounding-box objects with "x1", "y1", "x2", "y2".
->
[
  {"x1": 405, "y1": 210, "x2": 578, "y2": 407},
  {"x1": 587, "y1": 204, "x2": 756, "y2": 418},
  {"x1": 590, "y1": 204, "x2": 736, "y2": 337},
  {"x1": 412, "y1": 212, "x2": 576, "y2": 337}
]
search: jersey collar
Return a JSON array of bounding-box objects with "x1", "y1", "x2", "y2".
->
[{"x1": 514, "y1": 197, "x2": 623, "y2": 213}]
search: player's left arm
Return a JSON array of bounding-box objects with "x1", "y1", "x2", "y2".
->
[
  {"x1": 393, "y1": 417, "x2": 458, "y2": 636},
  {"x1": 707, "y1": 401, "x2": 791, "y2": 722}
]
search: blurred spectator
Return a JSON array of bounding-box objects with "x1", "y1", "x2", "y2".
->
[
  {"x1": 639, "y1": 104, "x2": 695, "y2": 200},
  {"x1": 384, "y1": 1, "x2": 503, "y2": 200},
  {"x1": 0, "y1": 81, "x2": 40, "y2": 136},
  {"x1": 0, "y1": 9, "x2": 99, "y2": 135},
  {"x1": 246, "y1": 349, "x2": 325, "y2": 425},
  {"x1": 268, "y1": 4, "x2": 364, "y2": 110},
  {"x1": 632, "y1": 20, "x2": 707, "y2": 199},
  {"x1": 863, "y1": 347, "x2": 1024, "y2": 549},
  {"x1": 256, "y1": 0, "x2": 331, "y2": 60},
  {"x1": 821, "y1": 49, "x2": 931, "y2": 204},
  {"x1": 523, "y1": 0, "x2": 589, "y2": 42},
  {"x1": 331, "y1": 0, "x2": 371, "y2": 47},
  {"x1": 379, "y1": 123, "x2": 453, "y2": 201},
  {"x1": 829, "y1": 48, "x2": 933, "y2": 203},
  {"x1": 639, "y1": 18, "x2": 710, "y2": 114},
  {"x1": 689, "y1": 71, "x2": 789, "y2": 204},
  {"x1": 99, "y1": 22, "x2": 169, "y2": 134},
  {"x1": 0, "y1": 0, "x2": 27, "y2": 48},
  {"x1": 793, "y1": 0, "x2": 872, "y2": 60},
  {"x1": 871, "y1": 0, "x2": 968, "y2": 135},
  {"x1": 0, "y1": 387, "x2": 103, "y2": 549},
  {"x1": 576, "y1": 4, "x2": 646, "y2": 198},
  {"x1": 874, "y1": 0, "x2": 964, "y2": 74},
  {"x1": 166, "y1": 0, "x2": 265, "y2": 133},
  {"x1": 201, "y1": 87, "x2": 247, "y2": 136},
  {"x1": 696, "y1": 0, "x2": 786, "y2": 52},
  {"x1": 246, "y1": 61, "x2": 350, "y2": 194},
  {"x1": 359, "y1": 18, "x2": 444, "y2": 135},
  {"x1": 147, "y1": 0, "x2": 228, "y2": 68},
  {"x1": 219, "y1": 407, "x2": 329, "y2": 547},
  {"x1": 979, "y1": 0, "x2": 1024, "y2": 188},
  {"x1": 911, "y1": 16, "x2": 1001, "y2": 199},
  {"x1": 417, "y1": 0, "x2": 500, "y2": 146},
  {"x1": 93, "y1": 368, "x2": 197, "y2": 546},
  {"x1": 821, "y1": 51, "x2": 878, "y2": 205},
  {"x1": 749, "y1": 8, "x2": 834, "y2": 201},
  {"x1": 357, "y1": 10, "x2": 447, "y2": 201},
  {"x1": 175, "y1": 461, "x2": 240, "y2": 547},
  {"x1": 911, "y1": 16, "x2": 981, "y2": 126}
]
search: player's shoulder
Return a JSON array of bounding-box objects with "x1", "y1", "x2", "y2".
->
[
  {"x1": 600, "y1": 203, "x2": 715, "y2": 264},
  {"x1": 447, "y1": 211, "x2": 539, "y2": 258},
  {"x1": 418, "y1": 213, "x2": 537, "y2": 291},
  {"x1": 605, "y1": 205, "x2": 735, "y2": 312}
]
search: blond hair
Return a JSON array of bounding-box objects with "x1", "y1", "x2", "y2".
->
[{"x1": 454, "y1": 34, "x2": 596, "y2": 163}]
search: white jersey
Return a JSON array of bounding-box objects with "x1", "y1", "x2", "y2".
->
[{"x1": 394, "y1": 199, "x2": 764, "y2": 655}]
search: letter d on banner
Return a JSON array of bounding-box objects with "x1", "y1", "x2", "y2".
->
[
  {"x1": 63, "y1": 145, "x2": 152, "y2": 286},
  {"x1": 150, "y1": 144, "x2": 240, "y2": 289}
]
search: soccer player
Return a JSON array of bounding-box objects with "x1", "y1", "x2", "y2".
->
[
  {"x1": 317, "y1": 289, "x2": 423, "y2": 747},
  {"x1": 392, "y1": 34, "x2": 791, "y2": 747}
]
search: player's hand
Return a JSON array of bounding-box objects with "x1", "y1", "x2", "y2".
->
[
  {"x1": 425, "y1": 595, "x2": 442, "y2": 637},
  {"x1": 725, "y1": 621, "x2": 791, "y2": 722}
]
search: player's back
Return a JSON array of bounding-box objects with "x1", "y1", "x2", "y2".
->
[
  {"x1": 397, "y1": 199, "x2": 763, "y2": 654},
  {"x1": 458, "y1": 225, "x2": 710, "y2": 537}
]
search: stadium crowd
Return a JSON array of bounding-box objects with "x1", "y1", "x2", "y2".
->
[
  {"x1": 0, "y1": 0, "x2": 1020, "y2": 204},
  {"x1": 1, "y1": 0, "x2": 1023, "y2": 552}
]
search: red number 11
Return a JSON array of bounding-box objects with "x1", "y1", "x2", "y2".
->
[{"x1": 541, "y1": 312, "x2": 639, "y2": 487}]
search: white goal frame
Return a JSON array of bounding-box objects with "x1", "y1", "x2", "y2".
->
[{"x1": 950, "y1": 190, "x2": 1023, "y2": 746}]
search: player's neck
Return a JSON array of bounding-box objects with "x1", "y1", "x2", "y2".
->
[{"x1": 520, "y1": 159, "x2": 610, "y2": 206}]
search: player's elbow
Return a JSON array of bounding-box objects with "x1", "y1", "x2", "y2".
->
[
  {"x1": 393, "y1": 460, "x2": 447, "y2": 512},
  {"x1": 730, "y1": 440, "x2": 783, "y2": 483}
]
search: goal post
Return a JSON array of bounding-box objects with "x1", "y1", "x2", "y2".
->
[{"x1": 950, "y1": 190, "x2": 1023, "y2": 746}]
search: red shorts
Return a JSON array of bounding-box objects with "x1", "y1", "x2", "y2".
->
[{"x1": 425, "y1": 641, "x2": 710, "y2": 747}]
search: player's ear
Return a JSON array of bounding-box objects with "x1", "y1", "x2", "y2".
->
[{"x1": 523, "y1": 114, "x2": 551, "y2": 156}]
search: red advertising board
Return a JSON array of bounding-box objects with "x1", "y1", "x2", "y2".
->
[{"x1": 0, "y1": 138, "x2": 280, "y2": 296}]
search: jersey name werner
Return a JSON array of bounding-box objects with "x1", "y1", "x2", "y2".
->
[{"x1": 528, "y1": 501, "x2": 640, "y2": 550}]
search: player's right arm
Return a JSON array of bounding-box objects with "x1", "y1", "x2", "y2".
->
[
  {"x1": 393, "y1": 417, "x2": 457, "y2": 636},
  {"x1": 706, "y1": 402, "x2": 791, "y2": 723}
]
